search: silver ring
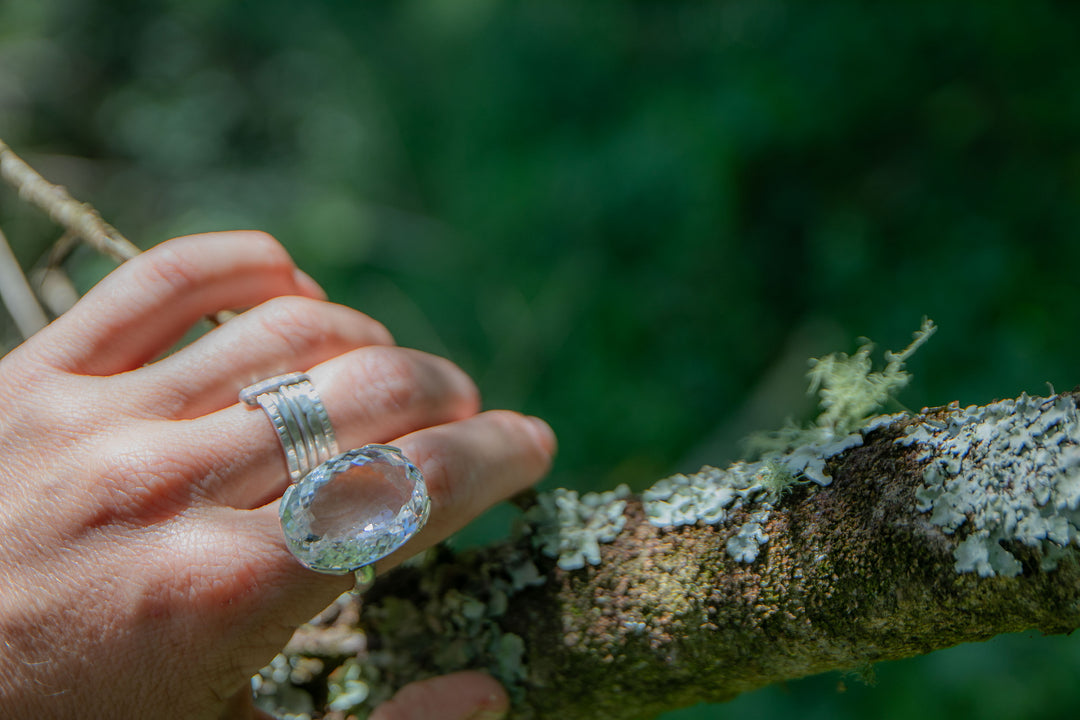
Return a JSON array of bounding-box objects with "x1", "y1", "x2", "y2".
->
[
  {"x1": 241, "y1": 375, "x2": 430, "y2": 584},
  {"x1": 240, "y1": 372, "x2": 339, "y2": 483}
]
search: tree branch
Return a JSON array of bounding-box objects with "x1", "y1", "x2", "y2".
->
[
  {"x1": 0, "y1": 138, "x2": 238, "y2": 328},
  {"x1": 254, "y1": 392, "x2": 1080, "y2": 719},
  {"x1": 0, "y1": 137, "x2": 139, "y2": 262}
]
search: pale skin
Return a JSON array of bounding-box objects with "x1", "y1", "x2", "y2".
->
[{"x1": 0, "y1": 232, "x2": 556, "y2": 720}]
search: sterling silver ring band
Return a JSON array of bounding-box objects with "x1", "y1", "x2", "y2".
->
[{"x1": 240, "y1": 372, "x2": 339, "y2": 483}]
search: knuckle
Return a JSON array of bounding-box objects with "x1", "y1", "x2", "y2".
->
[
  {"x1": 253, "y1": 296, "x2": 333, "y2": 358},
  {"x1": 492, "y1": 409, "x2": 552, "y2": 467},
  {"x1": 436, "y1": 355, "x2": 481, "y2": 417},
  {"x1": 231, "y1": 229, "x2": 284, "y2": 254},
  {"x1": 134, "y1": 232, "x2": 294, "y2": 297},
  {"x1": 488, "y1": 409, "x2": 540, "y2": 453},
  {"x1": 134, "y1": 244, "x2": 204, "y2": 299},
  {"x1": 413, "y1": 437, "x2": 472, "y2": 513},
  {"x1": 356, "y1": 348, "x2": 425, "y2": 418}
]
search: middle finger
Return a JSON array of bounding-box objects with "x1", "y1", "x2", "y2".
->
[{"x1": 132, "y1": 296, "x2": 395, "y2": 420}]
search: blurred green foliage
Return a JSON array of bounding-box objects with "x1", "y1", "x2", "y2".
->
[{"x1": 2, "y1": 1, "x2": 1080, "y2": 718}]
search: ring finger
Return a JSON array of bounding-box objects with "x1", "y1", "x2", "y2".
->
[{"x1": 173, "y1": 344, "x2": 481, "y2": 508}]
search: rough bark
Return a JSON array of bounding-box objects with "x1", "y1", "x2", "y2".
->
[{"x1": 262, "y1": 395, "x2": 1080, "y2": 720}]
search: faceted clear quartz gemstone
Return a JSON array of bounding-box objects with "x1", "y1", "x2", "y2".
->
[{"x1": 279, "y1": 445, "x2": 430, "y2": 574}]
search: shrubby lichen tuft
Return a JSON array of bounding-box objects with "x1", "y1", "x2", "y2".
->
[
  {"x1": 808, "y1": 317, "x2": 936, "y2": 436},
  {"x1": 743, "y1": 318, "x2": 935, "y2": 496},
  {"x1": 900, "y1": 393, "x2": 1080, "y2": 577},
  {"x1": 521, "y1": 320, "x2": 938, "y2": 568},
  {"x1": 633, "y1": 321, "x2": 936, "y2": 563}
]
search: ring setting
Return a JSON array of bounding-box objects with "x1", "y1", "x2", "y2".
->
[
  {"x1": 241, "y1": 373, "x2": 430, "y2": 587},
  {"x1": 279, "y1": 444, "x2": 431, "y2": 574}
]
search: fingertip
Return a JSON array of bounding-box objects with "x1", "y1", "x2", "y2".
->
[
  {"x1": 370, "y1": 671, "x2": 508, "y2": 720},
  {"x1": 526, "y1": 416, "x2": 557, "y2": 458},
  {"x1": 292, "y1": 267, "x2": 328, "y2": 301}
]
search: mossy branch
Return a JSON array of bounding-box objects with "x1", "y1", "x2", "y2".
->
[{"x1": 261, "y1": 392, "x2": 1080, "y2": 720}]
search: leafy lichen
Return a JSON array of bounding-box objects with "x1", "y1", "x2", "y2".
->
[
  {"x1": 526, "y1": 485, "x2": 630, "y2": 570},
  {"x1": 899, "y1": 393, "x2": 1080, "y2": 576}
]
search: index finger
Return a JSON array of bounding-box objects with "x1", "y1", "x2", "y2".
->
[{"x1": 37, "y1": 231, "x2": 323, "y2": 375}]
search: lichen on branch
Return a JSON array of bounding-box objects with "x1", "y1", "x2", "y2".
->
[{"x1": 254, "y1": 323, "x2": 1080, "y2": 720}]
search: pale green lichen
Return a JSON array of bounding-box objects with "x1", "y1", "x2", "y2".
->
[
  {"x1": 519, "y1": 321, "x2": 937, "y2": 570},
  {"x1": 725, "y1": 510, "x2": 772, "y2": 562},
  {"x1": 900, "y1": 393, "x2": 1080, "y2": 577},
  {"x1": 759, "y1": 458, "x2": 800, "y2": 502},
  {"x1": 355, "y1": 546, "x2": 547, "y2": 715},
  {"x1": 635, "y1": 320, "x2": 936, "y2": 564},
  {"x1": 327, "y1": 659, "x2": 370, "y2": 713},
  {"x1": 252, "y1": 653, "x2": 321, "y2": 718},
  {"x1": 527, "y1": 485, "x2": 630, "y2": 570},
  {"x1": 254, "y1": 544, "x2": 548, "y2": 718},
  {"x1": 744, "y1": 318, "x2": 935, "y2": 496},
  {"x1": 808, "y1": 317, "x2": 936, "y2": 436},
  {"x1": 643, "y1": 467, "x2": 755, "y2": 527}
]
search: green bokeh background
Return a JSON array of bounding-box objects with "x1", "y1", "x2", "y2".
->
[{"x1": 2, "y1": 1, "x2": 1079, "y2": 718}]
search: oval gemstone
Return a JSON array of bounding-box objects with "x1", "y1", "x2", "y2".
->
[{"x1": 279, "y1": 445, "x2": 430, "y2": 574}]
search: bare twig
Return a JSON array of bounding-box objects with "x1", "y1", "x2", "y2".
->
[
  {"x1": 29, "y1": 230, "x2": 83, "y2": 316},
  {"x1": 0, "y1": 223, "x2": 49, "y2": 338},
  {"x1": 0, "y1": 139, "x2": 233, "y2": 327},
  {"x1": 0, "y1": 137, "x2": 139, "y2": 263},
  {"x1": 43, "y1": 229, "x2": 81, "y2": 269},
  {"x1": 31, "y1": 266, "x2": 79, "y2": 317}
]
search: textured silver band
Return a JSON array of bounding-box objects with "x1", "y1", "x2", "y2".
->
[{"x1": 240, "y1": 372, "x2": 339, "y2": 483}]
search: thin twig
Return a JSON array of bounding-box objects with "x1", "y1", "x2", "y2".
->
[
  {"x1": 43, "y1": 229, "x2": 81, "y2": 269},
  {"x1": 31, "y1": 267, "x2": 79, "y2": 317},
  {"x1": 0, "y1": 137, "x2": 139, "y2": 263},
  {"x1": 1, "y1": 138, "x2": 232, "y2": 328},
  {"x1": 28, "y1": 230, "x2": 82, "y2": 316},
  {"x1": 0, "y1": 223, "x2": 49, "y2": 338}
]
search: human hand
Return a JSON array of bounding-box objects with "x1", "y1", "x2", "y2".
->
[{"x1": 0, "y1": 232, "x2": 555, "y2": 719}]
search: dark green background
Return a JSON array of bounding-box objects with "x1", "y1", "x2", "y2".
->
[{"x1": 2, "y1": 1, "x2": 1079, "y2": 717}]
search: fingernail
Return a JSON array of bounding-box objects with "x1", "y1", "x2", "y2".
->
[
  {"x1": 293, "y1": 267, "x2": 328, "y2": 300},
  {"x1": 527, "y1": 416, "x2": 557, "y2": 455}
]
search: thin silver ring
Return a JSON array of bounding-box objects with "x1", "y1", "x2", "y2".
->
[{"x1": 240, "y1": 372, "x2": 339, "y2": 483}]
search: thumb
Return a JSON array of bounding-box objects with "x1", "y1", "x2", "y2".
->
[{"x1": 371, "y1": 671, "x2": 508, "y2": 720}]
